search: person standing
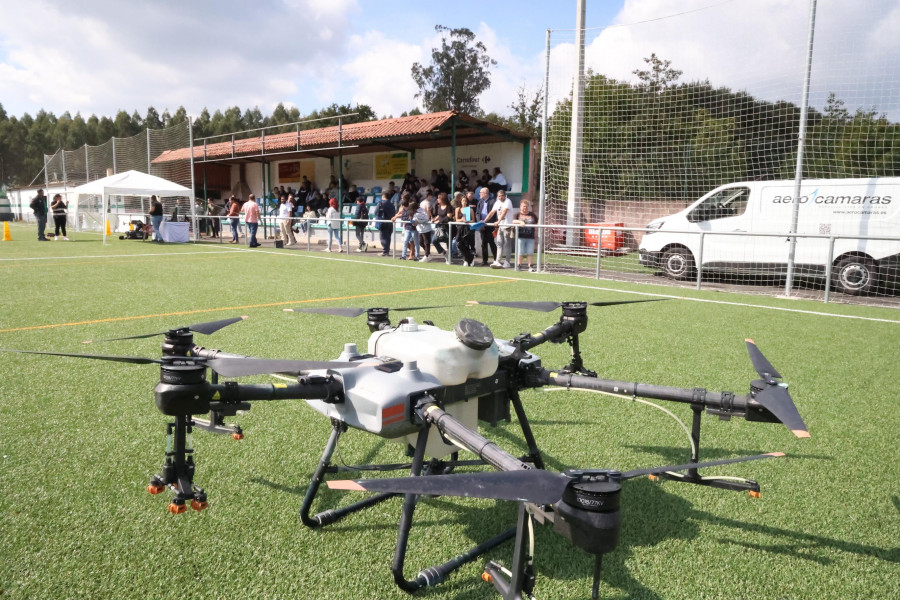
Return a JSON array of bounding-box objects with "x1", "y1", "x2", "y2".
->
[
  {"x1": 50, "y1": 193, "x2": 69, "y2": 240},
  {"x1": 391, "y1": 196, "x2": 420, "y2": 260},
  {"x1": 375, "y1": 190, "x2": 396, "y2": 256},
  {"x1": 513, "y1": 198, "x2": 539, "y2": 272},
  {"x1": 352, "y1": 196, "x2": 369, "y2": 252},
  {"x1": 325, "y1": 197, "x2": 342, "y2": 253},
  {"x1": 455, "y1": 192, "x2": 477, "y2": 267},
  {"x1": 207, "y1": 198, "x2": 224, "y2": 239},
  {"x1": 431, "y1": 193, "x2": 453, "y2": 256},
  {"x1": 30, "y1": 189, "x2": 49, "y2": 241},
  {"x1": 242, "y1": 194, "x2": 261, "y2": 247},
  {"x1": 277, "y1": 193, "x2": 297, "y2": 246},
  {"x1": 415, "y1": 198, "x2": 433, "y2": 261},
  {"x1": 483, "y1": 189, "x2": 514, "y2": 269},
  {"x1": 475, "y1": 187, "x2": 497, "y2": 265},
  {"x1": 226, "y1": 196, "x2": 241, "y2": 243},
  {"x1": 149, "y1": 195, "x2": 164, "y2": 243}
]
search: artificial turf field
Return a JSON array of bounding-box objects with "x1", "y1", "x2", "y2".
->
[{"x1": 1, "y1": 223, "x2": 898, "y2": 600}]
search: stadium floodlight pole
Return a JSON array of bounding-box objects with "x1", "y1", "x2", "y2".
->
[
  {"x1": 61, "y1": 147, "x2": 67, "y2": 201},
  {"x1": 189, "y1": 117, "x2": 197, "y2": 242},
  {"x1": 537, "y1": 28, "x2": 551, "y2": 273},
  {"x1": 785, "y1": 0, "x2": 818, "y2": 297},
  {"x1": 81, "y1": 145, "x2": 89, "y2": 232},
  {"x1": 565, "y1": 0, "x2": 586, "y2": 247}
]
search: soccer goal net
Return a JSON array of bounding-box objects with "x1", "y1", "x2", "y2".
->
[{"x1": 541, "y1": 1, "x2": 899, "y2": 305}]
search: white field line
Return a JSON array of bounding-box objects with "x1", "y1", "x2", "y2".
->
[
  {"x1": 7, "y1": 238, "x2": 896, "y2": 325},
  {"x1": 0, "y1": 248, "x2": 238, "y2": 261}
]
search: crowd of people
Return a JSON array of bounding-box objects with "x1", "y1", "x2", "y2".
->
[
  {"x1": 180, "y1": 168, "x2": 536, "y2": 269},
  {"x1": 26, "y1": 167, "x2": 535, "y2": 270}
]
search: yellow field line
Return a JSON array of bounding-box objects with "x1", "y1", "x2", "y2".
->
[{"x1": 0, "y1": 279, "x2": 515, "y2": 333}]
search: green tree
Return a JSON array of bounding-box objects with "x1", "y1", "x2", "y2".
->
[
  {"x1": 144, "y1": 107, "x2": 163, "y2": 130},
  {"x1": 632, "y1": 53, "x2": 682, "y2": 94},
  {"x1": 193, "y1": 108, "x2": 212, "y2": 139},
  {"x1": 507, "y1": 84, "x2": 543, "y2": 137},
  {"x1": 113, "y1": 110, "x2": 139, "y2": 137},
  {"x1": 411, "y1": 25, "x2": 496, "y2": 114},
  {"x1": 169, "y1": 106, "x2": 188, "y2": 127},
  {"x1": 302, "y1": 103, "x2": 377, "y2": 129}
]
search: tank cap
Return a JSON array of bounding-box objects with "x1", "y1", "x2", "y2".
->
[{"x1": 455, "y1": 318, "x2": 494, "y2": 351}]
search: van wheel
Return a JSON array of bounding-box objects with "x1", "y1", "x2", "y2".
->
[
  {"x1": 662, "y1": 248, "x2": 696, "y2": 280},
  {"x1": 833, "y1": 256, "x2": 876, "y2": 295}
]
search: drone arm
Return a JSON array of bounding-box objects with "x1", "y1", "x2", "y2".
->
[
  {"x1": 154, "y1": 378, "x2": 344, "y2": 416},
  {"x1": 540, "y1": 370, "x2": 747, "y2": 414},
  {"x1": 517, "y1": 320, "x2": 577, "y2": 351},
  {"x1": 418, "y1": 401, "x2": 531, "y2": 474}
]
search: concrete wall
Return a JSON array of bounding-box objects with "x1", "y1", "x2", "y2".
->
[{"x1": 234, "y1": 141, "x2": 529, "y2": 200}]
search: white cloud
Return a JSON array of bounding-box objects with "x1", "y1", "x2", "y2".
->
[
  {"x1": 539, "y1": 0, "x2": 900, "y2": 119},
  {"x1": 341, "y1": 31, "x2": 424, "y2": 116},
  {"x1": 0, "y1": 0, "x2": 896, "y2": 125},
  {"x1": 0, "y1": 0, "x2": 359, "y2": 118}
]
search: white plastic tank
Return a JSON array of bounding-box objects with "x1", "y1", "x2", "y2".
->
[{"x1": 367, "y1": 318, "x2": 499, "y2": 386}]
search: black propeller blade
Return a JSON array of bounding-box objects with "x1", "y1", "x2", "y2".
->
[
  {"x1": 204, "y1": 356, "x2": 358, "y2": 377},
  {"x1": 330, "y1": 469, "x2": 568, "y2": 504},
  {"x1": 84, "y1": 316, "x2": 248, "y2": 343},
  {"x1": 284, "y1": 306, "x2": 452, "y2": 318},
  {"x1": 470, "y1": 299, "x2": 665, "y2": 312},
  {"x1": 0, "y1": 349, "x2": 356, "y2": 377},
  {"x1": 0, "y1": 348, "x2": 163, "y2": 366},
  {"x1": 328, "y1": 452, "x2": 785, "y2": 505},
  {"x1": 471, "y1": 301, "x2": 565, "y2": 312},
  {"x1": 745, "y1": 338, "x2": 782, "y2": 380},
  {"x1": 744, "y1": 339, "x2": 809, "y2": 438},
  {"x1": 755, "y1": 386, "x2": 809, "y2": 438}
]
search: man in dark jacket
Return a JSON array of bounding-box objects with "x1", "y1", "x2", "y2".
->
[
  {"x1": 30, "y1": 189, "x2": 49, "y2": 241},
  {"x1": 375, "y1": 191, "x2": 396, "y2": 256},
  {"x1": 475, "y1": 187, "x2": 497, "y2": 265}
]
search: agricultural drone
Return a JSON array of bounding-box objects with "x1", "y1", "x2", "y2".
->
[{"x1": 2, "y1": 300, "x2": 809, "y2": 599}]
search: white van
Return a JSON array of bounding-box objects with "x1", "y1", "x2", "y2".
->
[{"x1": 638, "y1": 177, "x2": 900, "y2": 294}]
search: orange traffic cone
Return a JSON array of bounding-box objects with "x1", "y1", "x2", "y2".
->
[
  {"x1": 2, "y1": 222, "x2": 11, "y2": 242},
  {"x1": 105, "y1": 220, "x2": 112, "y2": 236}
]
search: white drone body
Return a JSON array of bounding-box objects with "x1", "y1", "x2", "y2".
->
[{"x1": 305, "y1": 318, "x2": 526, "y2": 458}]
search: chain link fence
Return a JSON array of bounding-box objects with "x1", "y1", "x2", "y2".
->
[{"x1": 42, "y1": 121, "x2": 193, "y2": 232}]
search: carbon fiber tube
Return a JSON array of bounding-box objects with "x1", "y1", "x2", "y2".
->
[
  {"x1": 541, "y1": 370, "x2": 749, "y2": 412},
  {"x1": 420, "y1": 403, "x2": 530, "y2": 473}
]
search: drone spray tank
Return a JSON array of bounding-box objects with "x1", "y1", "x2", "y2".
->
[{"x1": 369, "y1": 317, "x2": 499, "y2": 457}]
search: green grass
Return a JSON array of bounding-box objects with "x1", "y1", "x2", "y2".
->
[{"x1": 1, "y1": 222, "x2": 899, "y2": 600}]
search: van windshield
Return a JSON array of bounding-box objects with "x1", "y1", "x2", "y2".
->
[{"x1": 687, "y1": 187, "x2": 750, "y2": 223}]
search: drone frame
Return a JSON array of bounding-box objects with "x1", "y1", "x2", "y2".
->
[{"x1": 2, "y1": 305, "x2": 807, "y2": 599}]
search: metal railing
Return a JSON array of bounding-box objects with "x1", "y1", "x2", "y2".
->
[{"x1": 175, "y1": 217, "x2": 900, "y2": 306}]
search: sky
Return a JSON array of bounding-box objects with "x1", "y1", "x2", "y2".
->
[{"x1": 0, "y1": 0, "x2": 898, "y2": 122}]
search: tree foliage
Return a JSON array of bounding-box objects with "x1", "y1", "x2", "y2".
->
[
  {"x1": 545, "y1": 56, "x2": 899, "y2": 214},
  {"x1": 411, "y1": 25, "x2": 496, "y2": 114},
  {"x1": 484, "y1": 85, "x2": 544, "y2": 138},
  {"x1": 0, "y1": 102, "x2": 378, "y2": 185}
]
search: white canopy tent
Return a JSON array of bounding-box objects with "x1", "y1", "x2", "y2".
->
[{"x1": 70, "y1": 170, "x2": 192, "y2": 244}]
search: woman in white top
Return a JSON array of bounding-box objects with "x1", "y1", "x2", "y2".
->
[
  {"x1": 277, "y1": 194, "x2": 297, "y2": 246},
  {"x1": 325, "y1": 197, "x2": 342, "y2": 252}
]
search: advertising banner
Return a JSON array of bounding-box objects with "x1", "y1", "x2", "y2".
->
[{"x1": 375, "y1": 152, "x2": 409, "y2": 180}]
